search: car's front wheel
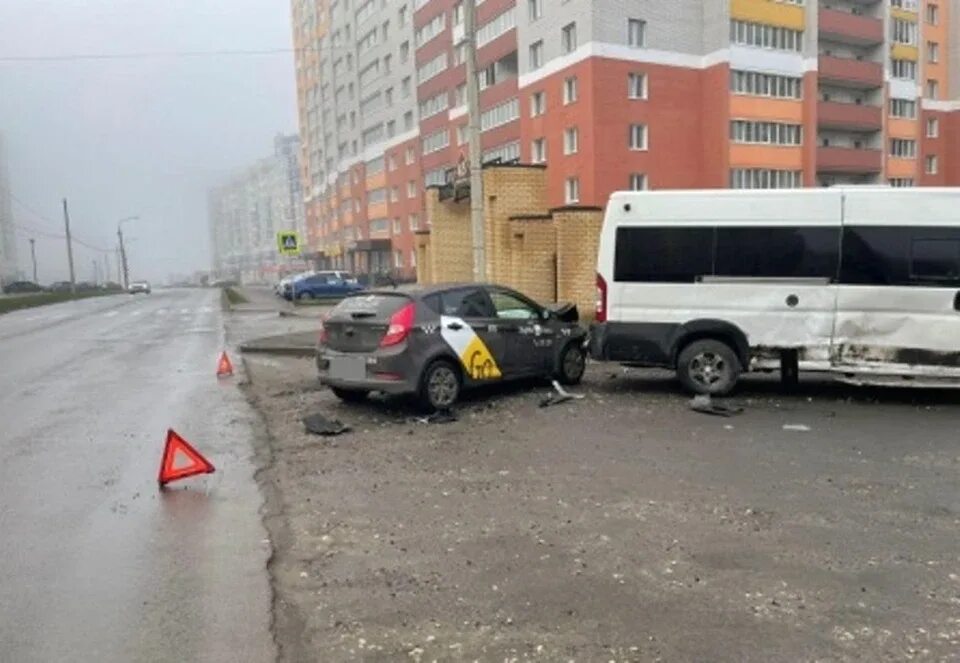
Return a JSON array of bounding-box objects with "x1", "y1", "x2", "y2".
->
[
  {"x1": 676, "y1": 339, "x2": 741, "y2": 396},
  {"x1": 419, "y1": 359, "x2": 461, "y2": 411},
  {"x1": 297, "y1": 291, "x2": 314, "y2": 301},
  {"x1": 556, "y1": 342, "x2": 586, "y2": 385},
  {"x1": 330, "y1": 386, "x2": 369, "y2": 403}
]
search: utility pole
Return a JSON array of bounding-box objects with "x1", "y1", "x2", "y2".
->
[
  {"x1": 118, "y1": 226, "x2": 129, "y2": 289},
  {"x1": 92, "y1": 259, "x2": 99, "y2": 285},
  {"x1": 464, "y1": 0, "x2": 486, "y2": 281},
  {"x1": 29, "y1": 238, "x2": 37, "y2": 283},
  {"x1": 62, "y1": 198, "x2": 76, "y2": 293},
  {"x1": 115, "y1": 247, "x2": 122, "y2": 283}
]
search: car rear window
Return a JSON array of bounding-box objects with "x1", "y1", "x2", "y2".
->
[{"x1": 327, "y1": 293, "x2": 410, "y2": 321}]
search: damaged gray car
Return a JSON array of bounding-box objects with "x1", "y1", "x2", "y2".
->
[{"x1": 317, "y1": 284, "x2": 587, "y2": 410}]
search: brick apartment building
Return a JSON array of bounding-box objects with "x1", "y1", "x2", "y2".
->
[{"x1": 291, "y1": 0, "x2": 960, "y2": 279}]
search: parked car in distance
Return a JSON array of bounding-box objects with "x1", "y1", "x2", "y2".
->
[
  {"x1": 128, "y1": 280, "x2": 151, "y2": 294},
  {"x1": 286, "y1": 271, "x2": 362, "y2": 301},
  {"x1": 2, "y1": 281, "x2": 43, "y2": 294},
  {"x1": 47, "y1": 281, "x2": 74, "y2": 293},
  {"x1": 316, "y1": 283, "x2": 587, "y2": 410}
]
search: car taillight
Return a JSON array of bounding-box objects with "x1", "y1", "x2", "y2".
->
[
  {"x1": 595, "y1": 274, "x2": 608, "y2": 323},
  {"x1": 380, "y1": 302, "x2": 415, "y2": 347},
  {"x1": 318, "y1": 314, "x2": 329, "y2": 345}
]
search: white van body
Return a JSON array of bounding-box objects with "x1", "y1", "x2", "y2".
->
[{"x1": 590, "y1": 187, "x2": 960, "y2": 393}]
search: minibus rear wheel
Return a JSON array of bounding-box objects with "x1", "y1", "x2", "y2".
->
[{"x1": 677, "y1": 339, "x2": 741, "y2": 396}]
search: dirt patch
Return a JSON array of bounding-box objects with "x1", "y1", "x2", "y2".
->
[{"x1": 241, "y1": 354, "x2": 960, "y2": 662}]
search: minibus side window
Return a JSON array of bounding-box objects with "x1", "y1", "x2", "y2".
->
[{"x1": 614, "y1": 227, "x2": 714, "y2": 283}]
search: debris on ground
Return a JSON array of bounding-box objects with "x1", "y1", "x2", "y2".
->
[
  {"x1": 689, "y1": 394, "x2": 743, "y2": 417},
  {"x1": 415, "y1": 408, "x2": 458, "y2": 424},
  {"x1": 782, "y1": 424, "x2": 811, "y2": 432},
  {"x1": 540, "y1": 381, "x2": 586, "y2": 408},
  {"x1": 302, "y1": 412, "x2": 352, "y2": 436}
]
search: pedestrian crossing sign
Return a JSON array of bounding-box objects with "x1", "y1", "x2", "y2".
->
[{"x1": 277, "y1": 231, "x2": 300, "y2": 255}]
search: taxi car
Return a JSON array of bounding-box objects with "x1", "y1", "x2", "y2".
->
[{"x1": 316, "y1": 284, "x2": 587, "y2": 410}]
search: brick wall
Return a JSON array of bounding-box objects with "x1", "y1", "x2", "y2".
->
[
  {"x1": 507, "y1": 216, "x2": 557, "y2": 304},
  {"x1": 482, "y1": 165, "x2": 548, "y2": 282},
  {"x1": 555, "y1": 206, "x2": 604, "y2": 319},
  {"x1": 424, "y1": 187, "x2": 473, "y2": 283},
  {"x1": 420, "y1": 164, "x2": 603, "y2": 316}
]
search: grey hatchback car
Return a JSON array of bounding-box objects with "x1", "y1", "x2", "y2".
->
[{"x1": 316, "y1": 284, "x2": 588, "y2": 410}]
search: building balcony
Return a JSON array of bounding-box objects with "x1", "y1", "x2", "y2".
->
[
  {"x1": 818, "y1": 55, "x2": 884, "y2": 90},
  {"x1": 817, "y1": 146, "x2": 883, "y2": 173},
  {"x1": 818, "y1": 8, "x2": 884, "y2": 46},
  {"x1": 817, "y1": 101, "x2": 883, "y2": 132}
]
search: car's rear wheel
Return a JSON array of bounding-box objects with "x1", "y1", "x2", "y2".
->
[
  {"x1": 676, "y1": 339, "x2": 741, "y2": 396},
  {"x1": 556, "y1": 342, "x2": 586, "y2": 385},
  {"x1": 330, "y1": 386, "x2": 369, "y2": 403},
  {"x1": 419, "y1": 359, "x2": 461, "y2": 411}
]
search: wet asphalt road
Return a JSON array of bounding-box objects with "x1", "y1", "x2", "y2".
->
[{"x1": 0, "y1": 289, "x2": 274, "y2": 663}]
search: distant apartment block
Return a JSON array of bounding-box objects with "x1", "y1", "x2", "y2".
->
[
  {"x1": 208, "y1": 135, "x2": 306, "y2": 283},
  {"x1": 0, "y1": 133, "x2": 18, "y2": 284},
  {"x1": 291, "y1": 0, "x2": 960, "y2": 274}
]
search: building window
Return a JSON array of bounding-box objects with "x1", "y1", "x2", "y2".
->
[
  {"x1": 926, "y1": 3, "x2": 939, "y2": 25},
  {"x1": 891, "y1": 18, "x2": 917, "y2": 46},
  {"x1": 889, "y1": 178, "x2": 915, "y2": 187},
  {"x1": 483, "y1": 141, "x2": 520, "y2": 164},
  {"x1": 405, "y1": 146, "x2": 415, "y2": 165},
  {"x1": 563, "y1": 127, "x2": 579, "y2": 155},
  {"x1": 383, "y1": 54, "x2": 392, "y2": 74},
  {"x1": 387, "y1": 155, "x2": 397, "y2": 172},
  {"x1": 401, "y1": 77, "x2": 411, "y2": 98},
  {"x1": 480, "y1": 98, "x2": 519, "y2": 132},
  {"x1": 629, "y1": 173, "x2": 648, "y2": 191},
  {"x1": 393, "y1": 218, "x2": 402, "y2": 235},
  {"x1": 628, "y1": 72, "x2": 648, "y2": 99},
  {"x1": 561, "y1": 22, "x2": 577, "y2": 54},
  {"x1": 890, "y1": 138, "x2": 917, "y2": 158},
  {"x1": 565, "y1": 177, "x2": 580, "y2": 204},
  {"x1": 628, "y1": 18, "x2": 646, "y2": 48},
  {"x1": 730, "y1": 169, "x2": 802, "y2": 189},
  {"x1": 729, "y1": 20, "x2": 803, "y2": 52},
  {"x1": 629, "y1": 124, "x2": 648, "y2": 151},
  {"x1": 730, "y1": 70, "x2": 802, "y2": 99},
  {"x1": 456, "y1": 124, "x2": 467, "y2": 146},
  {"x1": 927, "y1": 79, "x2": 940, "y2": 99},
  {"x1": 730, "y1": 120, "x2": 802, "y2": 146},
  {"x1": 890, "y1": 98, "x2": 917, "y2": 118},
  {"x1": 927, "y1": 117, "x2": 940, "y2": 138},
  {"x1": 399, "y1": 5, "x2": 407, "y2": 27},
  {"x1": 419, "y1": 91, "x2": 449, "y2": 119},
  {"x1": 529, "y1": 40, "x2": 544, "y2": 70},
  {"x1": 531, "y1": 137, "x2": 547, "y2": 163},
  {"x1": 400, "y1": 41, "x2": 410, "y2": 63},
  {"x1": 414, "y1": 12, "x2": 445, "y2": 48},
  {"x1": 410, "y1": 250, "x2": 417, "y2": 268},
  {"x1": 563, "y1": 76, "x2": 578, "y2": 104},
  {"x1": 422, "y1": 129, "x2": 450, "y2": 155},
  {"x1": 891, "y1": 58, "x2": 917, "y2": 80},
  {"x1": 407, "y1": 180, "x2": 417, "y2": 198},
  {"x1": 528, "y1": 0, "x2": 543, "y2": 21},
  {"x1": 404, "y1": 112, "x2": 414, "y2": 131},
  {"x1": 928, "y1": 41, "x2": 939, "y2": 63},
  {"x1": 394, "y1": 250, "x2": 404, "y2": 268},
  {"x1": 385, "y1": 88, "x2": 393, "y2": 105},
  {"x1": 477, "y1": 7, "x2": 517, "y2": 47},
  {"x1": 409, "y1": 213, "x2": 420, "y2": 230},
  {"x1": 389, "y1": 187, "x2": 399, "y2": 203},
  {"x1": 530, "y1": 91, "x2": 546, "y2": 116},
  {"x1": 926, "y1": 155, "x2": 939, "y2": 175}
]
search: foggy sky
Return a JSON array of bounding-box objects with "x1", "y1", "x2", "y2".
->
[{"x1": 0, "y1": 0, "x2": 297, "y2": 284}]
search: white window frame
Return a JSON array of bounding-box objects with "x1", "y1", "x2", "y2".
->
[
  {"x1": 628, "y1": 18, "x2": 646, "y2": 48},
  {"x1": 563, "y1": 127, "x2": 579, "y2": 155},
  {"x1": 925, "y1": 155, "x2": 938, "y2": 175},
  {"x1": 628, "y1": 72, "x2": 648, "y2": 99},
  {"x1": 629, "y1": 173, "x2": 648, "y2": 191},
  {"x1": 629, "y1": 124, "x2": 648, "y2": 151},
  {"x1": 561, "y1": 22, "x2": 577, "y2": 54},
  {"x1": 530, "y1": 91, "x2": 546, "y2": 116},
  {"x1": 529, "y1": 40, "x2": 544, "y2": 70},
  {"x1": 563, "y1": 76, "x2": 578, "y2": 105},
  {"x1": 565, "y1": 177, "x2": 580, "y2": 204},
  {"x1": 927, "y1": 117, "x2": 939, "y2": 138},
  {"x1": 528, "y1": 0, "x2": 543, "y2": 21},
  {"x1": 531, "y1": 137, "x2": 547, "y2": 163}
]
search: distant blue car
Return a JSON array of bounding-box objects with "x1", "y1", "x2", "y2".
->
[{"x1": 286, "y1": 271, "x2": 363, "y2": 301}]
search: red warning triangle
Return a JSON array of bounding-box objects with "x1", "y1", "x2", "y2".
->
[
  {"x1": 158, "y1": 429, "x2": 215, "y2": 487},
  {"x1": 216, "y1": 351, "x2": 234, "y2": 377}
]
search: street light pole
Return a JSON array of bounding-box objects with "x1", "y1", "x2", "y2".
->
[
  {"x1": 464, "y1": 0, "x2": 486, "y2": 282},
  {"x1": 117, "y1": 216, "x2": 138, "y2": 289},
  {"x1": 63, "y1": 198, "x2": 77, "y2": 293},
  {"x1": 29, "y1": 238, "x2": 37, "y2": 283}
]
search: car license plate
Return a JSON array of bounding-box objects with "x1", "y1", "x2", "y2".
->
[{"x1": 329, "y1": 355, "x2": 366, "y2": 381}]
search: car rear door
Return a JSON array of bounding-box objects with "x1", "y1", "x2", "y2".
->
[
  {"x1": 434, "y1": 288, "x2": 507, "y2": 382},
  {"x1": 486, "y1": 287, "x2": 553, "y2": 376}
]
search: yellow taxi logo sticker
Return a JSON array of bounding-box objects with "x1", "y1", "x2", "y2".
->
[{"x1": 440, "y1": 316, "x2": 502, "y2": 380}]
